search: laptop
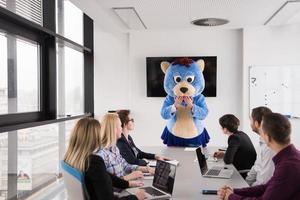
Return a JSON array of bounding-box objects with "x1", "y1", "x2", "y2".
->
[
  {"x1": 196, "y1": 147, "x2": 233, "y2": 179},
  {"x1": 127, "y1": 160, "x2": 176, "y2": 199}
]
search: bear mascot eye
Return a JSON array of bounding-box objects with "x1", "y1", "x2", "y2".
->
[
  {"x1": 186, "y1": 76, "x2": 195, "y2": 83},
  {"x1": 174, "y1": 76, "x2": 182, "y2": 83}
]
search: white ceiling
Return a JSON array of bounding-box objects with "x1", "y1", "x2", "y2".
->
[{"x1": 98, "y1": 0, "x2": 300, "y2": 30}]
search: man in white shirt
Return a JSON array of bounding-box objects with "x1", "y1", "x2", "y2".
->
[{"x1": 246, "y1": 107, "x2": 275, "y2": 186}]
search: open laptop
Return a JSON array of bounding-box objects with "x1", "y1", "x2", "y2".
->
[
  {"x1": 196, "y1": 147, "x2": 233, "y2": 179},
  {"x1": 127, "y1": 160, "x2": 176, "y2": 199}
]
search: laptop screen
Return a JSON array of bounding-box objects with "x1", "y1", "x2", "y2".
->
[
  {"x1": 152, "y1": 160, "x2": 176, "y2": 195},
  {"x1": 196, "y1": 147, "x2": 208, "y2": 175}
]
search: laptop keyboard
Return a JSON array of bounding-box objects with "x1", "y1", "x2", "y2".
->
[
  {"x1": 142, "y1": 187, "x2": 165, "y2": 196},
  {"x1": 206, "y1": 169, "x2": 221, "y2": 176}
]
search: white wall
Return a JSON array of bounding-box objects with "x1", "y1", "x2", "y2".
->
[
  {"x1": 128, "y1": 30, "x2": 243, "y2": 147},
  {"x1": 69, "y1": 0, "x2": 131, "y2": 116},
  {"x1": 243, "y1": 24, "x2": 300, "y2": 148},
  {"x1": 93, "y1": 27, "x2": 130, "y2": 115}
]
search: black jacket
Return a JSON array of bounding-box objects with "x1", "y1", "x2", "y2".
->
[
  {"x1": 117, "y1": 134, "x2": 155, "y2": 166},
  {"x1": 84, "y1": 155, "x2": 137, "y2": 200},
  {"x1": 223, "y1": 131, "x2": 257, "y2": 171}
]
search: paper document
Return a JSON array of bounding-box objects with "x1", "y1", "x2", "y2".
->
[
  {"x1": 148, "y1": 160, "x2": 157, "y2": 167},
  {"x1": 184, "y1": 147, "x2": 198, "y2": 151},
  {"x1": 167, "y1": 160, "x2": 179, "y2": 166}
]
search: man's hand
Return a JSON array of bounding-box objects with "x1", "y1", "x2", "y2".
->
[
  {"x1": 218, "y1": 185, "x2": 233, "y2": 200},
  {"x1": 213, "y1": 151, "x2": 225, "y2": 159},
  {"x1": 218, "y1": 187, "x2": 227, "y2": 200},
  {"x1": 224, "y1": 188, "x2": 233, "y2": 200}
]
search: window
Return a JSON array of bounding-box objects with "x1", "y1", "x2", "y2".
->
[
  {"x1": 0, "y1": 33, "x2": 8, "y2": 114},
  {"x1": 0, "y1": 33, "x2": 40, "y2": 115},
  {"x1": 64, "y1": 47, "x2": 84, "y2": 115},
  {"x1": 17, "y1": 124, "x2": 58, "y2": 197},
  {"x1": 57, "y1": 45, "x2": 84, "y2": 116},
  {"x1": 0, "y1": 133, "x2": 8, "y2": 199},
  {"x1": 56, "y1": 0, "x2": 83, "y2": 45},
  {"x1": 16, "y1": 38, "x2": 40, "y2": 113},
  {"x1": 0, "y1": 118, "x2": 80, "y2": 200},
  {"x1": 0, "y1": 1, "x2": 93, "y2": 198},
  {"x1": 56, "y1": 0, "x2": 85, "y2": 116}
]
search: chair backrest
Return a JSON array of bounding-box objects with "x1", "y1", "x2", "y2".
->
[{"x1": 61, "y1": 161, "x2": 88, "y2": 200}]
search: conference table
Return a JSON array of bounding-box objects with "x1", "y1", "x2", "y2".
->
[{"x1": 138, "y1": 146, "x2": 249, "y2": 200}]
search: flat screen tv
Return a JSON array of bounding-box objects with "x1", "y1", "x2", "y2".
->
[{"x1": 146, "y1": 56, "x2": 217, "y2": 97}]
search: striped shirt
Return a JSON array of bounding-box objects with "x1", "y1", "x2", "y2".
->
[{"x1": 97, "y1": 146, "x2": 139, "y2": 178}]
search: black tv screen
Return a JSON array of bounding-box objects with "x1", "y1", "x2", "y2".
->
[{"x1": 146, "y1": 56, "x2": 217, "y2": 97}]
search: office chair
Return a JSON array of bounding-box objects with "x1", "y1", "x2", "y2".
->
[{"x1": 61, "y1": 161, "x2": 89, "y2": 200}]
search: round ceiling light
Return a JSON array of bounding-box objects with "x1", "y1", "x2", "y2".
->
[{"x1": 191, "y1": 18, "x2": 229, "y2": 26}]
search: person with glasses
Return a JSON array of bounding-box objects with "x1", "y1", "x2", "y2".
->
[
  {"x1": 64, "y1": 117, "x2": 146, "y2": 200},
  {"x1": 117, "y1": 110, "x2": 170, "y2": 166}
]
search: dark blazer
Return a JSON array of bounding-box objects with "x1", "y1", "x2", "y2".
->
[
  {"x1": 84, "y1": 155, "x2": 137, "y2": 200},
  {"x1": 117, "y1": 134, "x2": 155, "y2": 166},
  {"x1": 224, "y1": 131, "x2": 257, "y2": 172}
]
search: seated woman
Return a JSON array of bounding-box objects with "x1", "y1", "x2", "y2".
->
[
  {"x1": 213, "y1": 114, "x2": 256, "y2": 178},
  {"x1": 97, "y1": 113, "x2": 155, "y2": 181},
  {"x1": 63, "y1": 117, "x2": 146, "y2": 200},
  {"x1": 117, "y1": 110, "x2": 170, "y2": 166},
  {"x1": 218, "y1": 113, "x2": 300, "y2": 200}
]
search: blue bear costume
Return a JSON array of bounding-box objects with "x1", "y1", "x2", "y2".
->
[{"x1": 160, "y1": 58, "x2": 210, "y2": 147}]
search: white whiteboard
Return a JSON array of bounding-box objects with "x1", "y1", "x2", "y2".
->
[{"x1": 249, "y1": 65, "x2": 300, "y2": 118}]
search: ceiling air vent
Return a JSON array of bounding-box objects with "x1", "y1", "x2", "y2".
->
[{"x1": 191, "y1": 18, "x2": 229, "y2": 26}]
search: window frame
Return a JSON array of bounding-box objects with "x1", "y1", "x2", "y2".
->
[{"x1": 0, "y1": 0, "x2": 94, "y2": 132}]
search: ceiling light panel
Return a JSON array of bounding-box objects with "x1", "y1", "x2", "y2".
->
[
  {"x1": 265, "y1": 0, "x2": 300, "y2": 25},
  {"x1": 112, "y1": 7, "x2": 147, "y2": 29}
]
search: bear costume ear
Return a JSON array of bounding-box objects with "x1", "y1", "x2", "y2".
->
[
  {"x1": 161, "y1": 61, "x2": 170, "y2": 74},
  {"x1": 196, "y1": 59, "x2": 205, "y2": 71}
]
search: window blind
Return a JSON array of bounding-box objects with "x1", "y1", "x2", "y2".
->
[
  {"x1": 0, "y1": 0, "x2": 5, "y2": 8},
  {"x1": 0, "y1": 0, "x2": 43, "y2": 25}
]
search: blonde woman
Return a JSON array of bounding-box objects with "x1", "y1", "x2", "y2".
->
[
  {"x1": 64, "y1": 117, "x2": 146, "y2": 200},
  {"x1": 98, "y1": 113, "x2": 155, "y2": 181}
]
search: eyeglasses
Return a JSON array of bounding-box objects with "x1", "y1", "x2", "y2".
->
[{"x1": 128, "y1": 118, "x2": 134, "y2": 123}]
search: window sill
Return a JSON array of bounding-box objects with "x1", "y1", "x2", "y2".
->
[{"x1": 0, "y1": 113, "x2": 92, "y2": 133}]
